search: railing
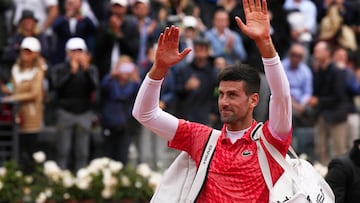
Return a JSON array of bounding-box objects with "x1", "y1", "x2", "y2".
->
[{"x1": 0, "y1": 100, "x2": 19, "y2": 165}]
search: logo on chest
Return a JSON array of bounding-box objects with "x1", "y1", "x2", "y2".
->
[{"x1": 241, "y1": 150, "x2": 253, "y2": 157}]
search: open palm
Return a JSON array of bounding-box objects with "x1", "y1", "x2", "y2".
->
[
  {"x1": 154, "y1": 26, "x2": 191, "y2": 70},
  {"x1": 236, "y1": 0, "x2": 271, "y2": 41}
]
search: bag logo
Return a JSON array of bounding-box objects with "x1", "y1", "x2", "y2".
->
[
  {"x1": 242, "y1": 150, "x2": 253, "y2": 157},
  {"x1": 202, "y1": 145, "x2": 213, "y2": 164},
  {"x1": 316, "y1": 188, "x2": 325, "y2": 203}
]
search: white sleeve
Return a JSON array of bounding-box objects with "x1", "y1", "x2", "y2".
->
[
  {"x1": 45, "y1": 0, "x2": 58, "y2": 6},
  {"x1": 132, "y1": 75, "x2": 179, "y2": 141},
  {"x1": 263, "y1": 55, "x2": 292, "y2": 139}
]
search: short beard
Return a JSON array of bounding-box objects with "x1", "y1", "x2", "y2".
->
[{"x1": 220, "y1": 114, "x2": 236, "y2": 124}]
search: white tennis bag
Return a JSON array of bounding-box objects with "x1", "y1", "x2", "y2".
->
[
  {"x1": 151, "y1": 129, "x2": 221, "y2": 203},
  {"x1": 251, "y1": 123, "x2": 335, "y2": 203}
]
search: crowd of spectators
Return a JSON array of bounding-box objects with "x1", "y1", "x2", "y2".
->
[{"x1": 1, "y1": 0, "x2": 360, "y2": 174}]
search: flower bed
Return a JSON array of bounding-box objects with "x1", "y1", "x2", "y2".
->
[{"x1": 0, "y1": 152, "x2": 162, "y2": 203}]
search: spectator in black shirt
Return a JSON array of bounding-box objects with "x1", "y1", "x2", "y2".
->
[{"x1": 51, "y1": 37, "x2": 99, "y2": 171}]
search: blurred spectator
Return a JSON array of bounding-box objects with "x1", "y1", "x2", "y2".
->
[
  {"x1": 332, "y1": 47, "x2": 360, "y2": 149},
  {"x1": 175, "y1": 37, "x2": 218, "y2": 125},
  {"x1": 2, "y1": 10, "x2": 50, "y2": 70},
  {"x1": 93, "y1": 0, "x2": 140, "y2": 80},
  {"x1": 0, "y1": 0, "x2": 11, "y2": 58},
  {"x1": 317, "y1": 3, "x2": 357, "y2": 52},
  {"x1": 307, "y1": 41, "x2": 349, "y2": 165},
  {"x1": 131, "y1": 0, "x2": 157, "y2": 66},
  {"x1": 351, "y1": 0, "x2": 360, "y2": 45},
  {"x1": 11, "y1": 0, "x2": 59, "y2": 34},
  {"x1": 159, "y1": 0, "x2": 196, "y2": 27},
  {"x1": 138, "y1": 43, "x2": 155, "y2": 80},
  {"x1": 196, "y1": 0, "x2": 218, "y2": 29},
  {"x1": 282, "y1": 43, "x2": 314, "y2": 157},
  {"x1": 0, "y1": 37, "x2": 47, "y2": 173},
  {"x1": 282, "y1": 43, "x2": 314, "y2": 127},
  {"x1": 51, "y1": 37, "x2": 98, "y2": 171},
  {"x1": 179, "y1": 15, "x2": 202, "y2": 65},
  {"x1": 283, "y1": 0, "x2": 317, "y2": 46},
  {"x1": 58, "y1": 0, "x2": 99, "y2": 25},
  {"x1": 267, "y1": 0, "x2": 292, "y2": 58},
  {"x1": 325, "y1": 138, "x2": 360, "y2": 203},
  {"x1": 204, "y1": 8, "x2": 247, "y2": 65},
  {"x1": 100, "y1": 55, "x2": 140, "y2": 164},
  {"x1": 87, "y1": 0, "x2": 109, "y2": 23},
  {"x1": 51, "y1": 0, "x2": 97, "y2": 64}
]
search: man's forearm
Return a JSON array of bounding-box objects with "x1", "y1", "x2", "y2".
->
[
  {"x1": 255, "y1": 37, "x2": 276, "y2": 59},
  {"x1": 148, "y1": 64, "x2": 168, "y2": 80}
]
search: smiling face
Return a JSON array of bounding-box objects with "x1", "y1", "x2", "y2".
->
[
  {"x1": 217, "y1": 64, "x2": 260, "y2": 130},
  {"x1": 218, "y1": 80, "x2": 259, "y2": 131}
]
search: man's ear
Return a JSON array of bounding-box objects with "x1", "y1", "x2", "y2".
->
[{"x1": 249, "y1": 93, "x2": 259, "y2": 109}]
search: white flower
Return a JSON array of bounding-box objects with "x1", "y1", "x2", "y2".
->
[
  {"x1": 135, "y1": 181, "x2": 142, "y2": 188},
  {"x1": 102, "y1": 168, "x2": 118, "y2": 187},
  {"x1": 23, "y1": 187, "x2": 31, "y2": 195},
  {"x1": 108, "y1": 160, "x2": 123, "y2": 173},
  {"x1": 62, "y1": 170, "x2": 75, "y2": 188},
  {"x1": 16, "y1": 171, "x2": 23, "y2": 177},
  {"x1": 44, "y1": 161, "x2": 62, "y2": 181},
  {"x1": 101, "y1": 186, "x2": 114, "y2": 199},
  {"x1": 120, "y1": 175, "x2": 130, "y2": 187},
  {"x1": 88, "y1": 157, "x2": 110, "y2": 174},
  {"x1": 76, "y1": 168, "x2": 92, "y2": 190},
  {"x1": 36, "y1": 192, "x2": 47, "y2": 203},
  {"x1": 76, "y1": 168, "x2": 90, "y2": 179},
  {"x1": 136, "y1": 163, "x2": 152, "y2": 177},
  {"x1": 149, "y1": 172, "x2": 163, "y2": 189},
  {"x1": 33, "y1": 151, "x2": 46, "y2": 163},
  {"x1": 76, "y1": 177, "x2": 91, "y2": 190},
  {"x1": 45, "y1": 188, "x2": 53, "y2": 197},
  {"x1": 25, "y1": 175, "x2": 33, "y2": 184},
  {"x1": 63, "y1": 193, "x2": 70, "y2": 200},
  {"x1": 0, "y1": 167, "x2": 6, "y2": 177},
  {"x1": 0, "y1": 181, "x2": 3, "y2": 190}
]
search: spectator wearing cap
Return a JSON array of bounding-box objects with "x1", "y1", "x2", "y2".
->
[
  {"x1": 179, "y1": 15, "x2": 203, "y2": 65},
  {"x1": 0, "y1": 37, "x2": 47, "y2": 173},
  {"x1": 174, "y1": 36, "x2": 218, "y2": 125},
  {"x1": 51, "y1": 0, "x2": 97, "y2": 65},
  {"x1": 2, "y1": 9, "x2": 50, "y2": 69},
  {"x1": 131, "y1": 0, "x2": 157, "y2": 67},
  {"x1": 11, "y1": 0, "x2": 59, "y2": 34},
  {"x1": 204, "y1": 8, "x2": 247, "y2": 65},
  {"x1": 100, "y1": 55, "x2": 140, "y2": 164},
  {"x1": 93, "y1": 0, "x2": 140, "y2": 81},
  {"x1": 51, "y1": 37, "x2": 99, "y2": 171}
]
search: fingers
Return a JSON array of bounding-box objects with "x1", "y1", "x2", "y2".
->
[
  {"x1": 248, "y1": 0, "x2": 255, "y2": 12},
  {"x1": 169, "y1": 25, "x2": 179, "y2": 43},
  {"x1": 262, "y1": 0, "x2": 268, "y2": 15},
  {"x1": 243, "y1": 0, "x2": 250, "y2": 13},
  {"x1": 157, "y1": 33, "x2": 164, "y2": 47},
  {"x1": 255, "y1": 0, "x2": 261, "y2": 11},
  {"x1": 158, "y1": 26, "x2": 179, "y2": 46},
  {"x1": 243, "y1": 0, "x2": 268, "y2": 13},
  {"x1": 179, "y1": 47, "x2": 192, "y2": 60},
  {"x1": 235, "y1": 16, "x2": 246, "y2": 34}
]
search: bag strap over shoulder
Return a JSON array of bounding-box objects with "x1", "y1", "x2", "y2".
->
[
  {"x1": 186, "y1": 129, "x2": 221, "y2": 202},
  {"x1": 252, "y1": 123, "x2": 299, "y2": 189}
]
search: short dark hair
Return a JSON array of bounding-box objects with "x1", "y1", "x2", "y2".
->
[{"x1": 218, "y1": 63, "x2": 260, "y2": 96}]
